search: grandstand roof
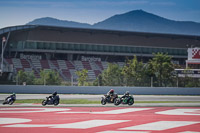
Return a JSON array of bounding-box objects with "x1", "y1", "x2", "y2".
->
[{"x1": 1, "y1": 25, "x2": 200, "y2": 49}]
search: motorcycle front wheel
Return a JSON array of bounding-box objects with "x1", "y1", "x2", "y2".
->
[
  {"x1": 9, "y1": 100, "x2": 14, "y2": 105},
  {"x1": 101, "y1": 98, "x2": 106, "y2": 105},
  {"x1": 42, "y1": 100, "x2": 47, "y2": 106},
  {"x1": 128, "y1": 98, "x2": 134, "y2": 106}
]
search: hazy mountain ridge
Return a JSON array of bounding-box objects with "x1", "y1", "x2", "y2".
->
[
  {"x1": 27, "y1": 10, "x2": 200, "y2": 36},
  {"x1": 27, "y1": 17, "x2": 92, "y2": 28}
]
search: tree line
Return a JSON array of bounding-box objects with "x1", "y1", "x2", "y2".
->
[
  {"x1": 16, "y1": 53, "x2": 200, "y2": 87},
  {"x1": 78, "y1": 53, "x2": 200, "y2": 87},
  {"x1": 16, "y1": 69, "x2": 61, "y2": 85}
]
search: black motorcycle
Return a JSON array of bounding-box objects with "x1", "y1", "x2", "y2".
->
[
  {"x1": 2, "y1": 97, "x2": 16, "y2": 105},
  {"x1": 42, "y1": 95, "x2": 60, "y2": 106},
  {"x1": 101, "y1": 93, "x2": 118, "y2": 105},
  {"x1": 114, "y1": 95, "x2": 134, "y2": 106}
]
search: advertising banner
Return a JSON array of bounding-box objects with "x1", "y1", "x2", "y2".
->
[{"x1": 188, "y1": 48, "x2": 200, "y2": 60}]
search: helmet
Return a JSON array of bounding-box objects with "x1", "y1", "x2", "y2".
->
[
  {"x1": 110, "y1": 89, "x2": 114, "y2": 93},
  {"x1": 12, "y1": 93, "x2": 16, "y2": 96},
  {"x1": 53, "y1": 91, "x2": 57, "y2": 95},
  {"x1": 125, "y1": 91, "x2": 129, "y2": 95}
]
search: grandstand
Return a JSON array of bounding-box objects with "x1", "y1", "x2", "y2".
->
[{"x1": 0, "y1": 25, "x2": 200, "y2": 82}]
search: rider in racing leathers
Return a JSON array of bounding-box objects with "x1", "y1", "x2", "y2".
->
[
  {"x1": 121, "y1": 91, "x2": 131, "y2": 102},
  {"x1": 49, "y1": 91, "x2": 57, "y2": 101},
  {"x1": 6, "y1": 93, "x2": 16, "y2": 102},
  {"x1": 106, "y1": 89, "x2": 115, "y2": 102}
]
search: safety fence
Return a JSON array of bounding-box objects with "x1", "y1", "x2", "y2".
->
[{"x1": 0, "y1": 85, "x2": 200, "y2": 95}]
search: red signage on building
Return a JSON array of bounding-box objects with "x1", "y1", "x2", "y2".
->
[{"x1": 192, "y1": 49, "x2": 200, "y2": 59}]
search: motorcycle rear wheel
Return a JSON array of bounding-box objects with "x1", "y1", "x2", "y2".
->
[
  {"x1": 54, "y1": 100, "x2": 59, "y2": 106},
  {"x1": 114, "y1": 98, "x2": 121, "y2": 106}
]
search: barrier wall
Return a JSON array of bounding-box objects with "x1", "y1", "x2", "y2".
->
[{"x1": 0, "y1": 85, "x2": 200, "y2": 95}]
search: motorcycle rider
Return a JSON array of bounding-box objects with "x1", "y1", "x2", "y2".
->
[
  {"x1": 106, "y1": 89, "x2": 115, "y2": 102},
  {"x1": 42, "y1": 91, "x2": 60, "y2": 106},
  {"x1": 49, "y1": 91, "x2": 57, "y2": 101},
  {"x1": 121, "y1": 91, "x2": 131, "y2": 102},
  {"x1": 6, "y1": 93, "x2": 16, "y2": 102}
]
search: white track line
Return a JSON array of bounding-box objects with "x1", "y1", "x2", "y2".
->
[
  {"x1": 120, "y1": 121, "x2": 200, "y2": 131},
  {"x1": 4, "y1": 120, "x2": 130, "y2": 129},
  {"x1": 0, "y1": 118, "x2": 31, "y2": 124},
  {"x1": 156, "y1": 109, "x2": 200, "y2": 116},
  {"x1": 58, "y1": 108, "x2": 152, "y2": 114},
  {"x1": 0, "y1": 108, "x2": 70, "y2": 113},
  {"x1": 97, "y1": 131, "x2": 149, "y2": 133}
]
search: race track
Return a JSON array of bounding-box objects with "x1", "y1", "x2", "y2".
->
[
  {"x1": 0, "y1": 107, "x2": 200, "y2": 133},
  {"x1": 0, "y1": 94, "x2": 200, "y2": 107},
  {"x1": 0, "y1": 94, "x2": 200, "y2": 101}
]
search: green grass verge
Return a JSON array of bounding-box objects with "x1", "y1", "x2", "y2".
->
[
  {"x1": 15, "y1": 99, "x2": 100, "y2": 104},
  {"x1": 60, "y1": 99, "x2": 100, "y2": 104},
  {"x1": 14, "y1": 99, "x2": 200, "y2": 104}
]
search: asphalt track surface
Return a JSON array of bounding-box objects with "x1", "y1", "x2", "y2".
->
[
  {"x1": 0, "y1": 94, "x2": 199, "y2": 107},
  {"x1": 0, "y1": 95, "x2": 200, "y2": 132},
  {"x1": 0, "y1": 107, "x2": 200, "y2": 133},
  {"x1": 0, "y1": 94, "x2": 200, "y2": 101}
]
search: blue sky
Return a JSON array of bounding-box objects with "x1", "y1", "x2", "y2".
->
[{"x1": 0, "y1": 0, "x2": 200, "y2": 28}]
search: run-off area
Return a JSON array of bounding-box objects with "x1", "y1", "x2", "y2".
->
[{"x1": 0, "y1": 107, "x2": 200, "y2": 133}]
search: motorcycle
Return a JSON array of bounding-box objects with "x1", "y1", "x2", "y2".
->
[
  {"x1": 101, "y1": 93, "x2": 118, "y2": 105},
  {"x1": 42, "y1": 95, "x2": 60, "y2": 106},
  {"x1": 114, "y1": 95, "x2": 134, "y2": 106},
  {"x1": 2, "y1": 97, "x2": 16, "y2": 105}
]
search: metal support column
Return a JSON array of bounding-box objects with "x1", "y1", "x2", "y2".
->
[
  {"x1": 1, "y1": 32, "x2": 10, "y2": 75},
  {"x1": 1, "y1": 37, "x2": 6, "y2": 75}
]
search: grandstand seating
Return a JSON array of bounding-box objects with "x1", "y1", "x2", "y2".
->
[
  {"x1": 34, "y1": 69, "x2": 40, "y2": 78},
  {"x1": 66, "y1": 61, "x2": 75, "y2": 69},
  {"x1": 88, "y1": 70, "x2": 96, "y2": 80},
  {"x1": 89, "y1": 61, "x2": 98, "y2": 70},
  {"x1": 24, "y1": 68, "x2": 33, "y2": 73},
  {"x1": 31, "y1": 59, "x2": 42, "y2": 69},
  {"x1": 94, "y1": 70, "x2": 101, "y2": 77},
  {"x1": 62, "y1": 69, "x2": 71, "y2": 79},
  {"x1": 21, "y1": 59, "x2": 31, "y2": 68},
  {"x1": 50, "y1": 60, "x2": 59, "y2": 69},
  {"x1": 4, "y1": 58, "x2": 125, "y2": 81},
  {"x1": 12, "y1": 58, "x2": 22, "y2": 68},
  {"x1": 95, "y1": 61, "x2": 104, "y2": 70},
  {"x1": 5, "y1": 58, "x2": 12, "y2": 65},
  {"x1": 82, "y1": 61, "x2": 92, "y2": 70},
  {"x1": 16, "y1": 68, "x2": 24, "y2": 72},
  {"x1": 101, "y1": 61, "x2": 108, "y2": 70},
  {"x1": 69, "y1": 69, "x2": 78, "y2": 79},
  {"x1": 58, "y1": 60, "x2": 67, "y2": 69},
  {"x1": 117, "y1": 62, "x2": 125, "y2": 68},
  {"x1": 74, "y1": 61, "x2": 84, "y2": 70},
  {"x1": 40, "y1": 60, "x2": 50, "y2": 69}
]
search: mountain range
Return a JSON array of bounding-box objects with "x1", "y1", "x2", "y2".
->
[{"x1": 27, "y1": 10, "x2": 200, "y2": 36}]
